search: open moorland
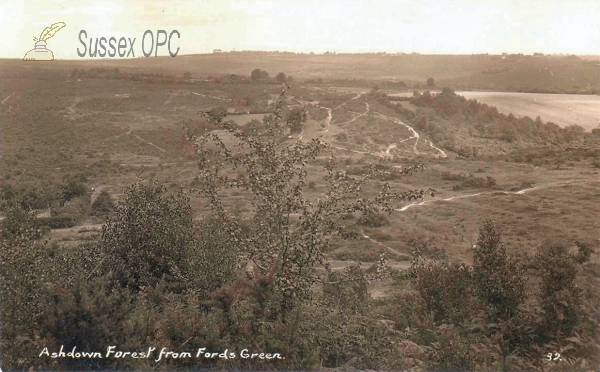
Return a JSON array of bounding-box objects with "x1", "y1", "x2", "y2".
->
[{"x1": 1, "y1": 54, "x2": 599, "y2": 371}]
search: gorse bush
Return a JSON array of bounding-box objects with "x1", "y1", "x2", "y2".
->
[{"x1": 101, "y1": 181, "x2": 197, "y2": 294}]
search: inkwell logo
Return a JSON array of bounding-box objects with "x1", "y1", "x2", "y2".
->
[{"x1": 23, "y1": 22, "x2": 66, "y2": 61}]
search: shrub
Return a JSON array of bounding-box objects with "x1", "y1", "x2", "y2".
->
[
  {"x1": 535, "y1": 242, "x2": 583, "y2": 340},
  {"x1": 520, "y1": 180, "x2": 534, "y2": 189},
  {"x1": 473, "y1": 220, "x2": 525, "y2": 321},
  {"x1": 357, "y1": 211, "x2": 390, "y2": 228},
  {"x1": 101, "y1": 180, "x2": 197, "y2": 293},
  {"x1": 189, "y1": 175, "x2": 201, "y2": 187},
  {"x1": 59, "y1": 195, "x2": 91, "y2": 218},
  {"x1": 370, "y1": 230, "x2": 393, "y2": 241},
  {"x1": 448, "y1": 173, "x2": 497, "y2": 189},
  {"x1": 335, "y1": 133, "x2": 348, "y2": 142},
  {"x1": 35, "y1": 215, "x2": 78, "y2": 229},
  {"x1": 62, "y1": 174, "x2": 89, "y2": 201},
  {"x1": 441, "y1": 171, "x2": 465, "y2": 181},
  {"x1": 91, "y1": 189, "x2": 115, "y2": 216},
  {"x1": 406, "y1": 236, "x2": 447, "y2": 259}
]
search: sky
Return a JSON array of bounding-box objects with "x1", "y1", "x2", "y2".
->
[{"x1": 1, "y1": 0, "x2": 600, "y2": 59}]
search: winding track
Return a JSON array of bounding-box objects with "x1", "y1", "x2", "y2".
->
[
  {"x1": 396, "y1": 180, "x2": 589, "y2": 212},
  {"x1": 317, "y1": 94, "x2": 447, "y2": 159},
  {"x1": 184, "y1": 87, "x2": 589, "y2": 274},
  {"x1": 1, "y1": 92, "x2": 15, "y2": 105}
]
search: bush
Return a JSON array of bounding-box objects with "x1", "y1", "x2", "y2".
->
[
  {"x1": 335, "y1": 133, "x2": 348, "y2": 142},
  {"x1": 413, "y1": 260, "x2": 474, "y2": 327},
  {"x1": 520, "y1": 180, "x2": 534, "y2": 189},
  {"x1": 35, "y1": 215, "x2": 78, "y2": 229},
  {"x1": 441, "y1": 171, "x2": 465, "y2": 181},
  {"x1": 101, "y1": 180, "x2": 197, "y2": 293},
  {"x1": 62, "y1": 175, "x2": 89, "y2": 201},
  {"x1": 369, "y1": 230, "x2": 393, "y2": 241},
  {"x1": 91, "y1": 189, "x2": 115, "y2": 216},
  {"x1": 357, "y1": 211, "x2": 390, "y2": 228},
  {"x1": 190, "y1": 175, "x2": 201, "y2": 187},
  {"x1": 449, "y1": 173, "x2": 497, "y2": 190},
  {"x1": 59, "y1": 195, "x2": 91, "y2": 218}
]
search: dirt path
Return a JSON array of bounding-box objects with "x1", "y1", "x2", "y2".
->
[
  {"x1": 316, "y1": 93, "x2": 363, "y2": 134},
  {"x1": 384, "y1": 143, "x2": 397, "y2": 155},
  {"x1": 397, "y1": 180, "x2": 590, "y2": 212},
  {"x1": 191, "y1": 91, "x2": 229, "y2": 101},
  {"x1": 341, "y1": 102, "x2": 369, "y2": 126},
  {"x1": 321, "y1": 106, "x2": 332, "y2": 132},
  {"x1": 1, "y1": 91, "x2": 15, "y2": 105},
  {"x1": 361, "y1": 230, "x2": 406, "y2": 257},
  {"x1": 164, "y1": 92, "x2": 174, "y2": 105},
  {"x1": 90, "y1": 185, "x2": 107, "y2": 205},
  {"x1": 334, "y1": 93, "x2": 362, "y2": 110},
  {"x1": 319, "y1": 99, "x2": 447, "y2": 160},
  {"x1": 324, "y1": 259, "x2": 410, "y2": 271},
  {"x1": 51, "y1": 224, "x2": 104, "y2": 236},
  {"x1": 376, "y1": 113, "x2": 447, "y2": 158},
  {"x1": 126, "y1": 129, "x2": 167, "y2": 153}
]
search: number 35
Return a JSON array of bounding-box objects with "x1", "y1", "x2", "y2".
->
[{"x1": 546, "y1": 352, "x2": 560, "y2": 361}]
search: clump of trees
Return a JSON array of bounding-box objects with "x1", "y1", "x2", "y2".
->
[
  {"x1": 405, "y1": 219, "x2": 598, "y2": 371},
  {"x1": 0, "y1": 173, "x2": 91, "y2": 228},
  {"x1": 251, "y1": 68, "x2": 270, "y2": 82},
  {"x1": 276, "y1": 72, "x2": 287, "y2": 82},
  {"x1": 250, "y1": 69, "x2": 292, "y2": 84},
  {"x1": 441, "y1": 172, "x2": 497, "y2": 190},
  {"x1": 408, "y1": 88, "x2": 587, "y2": 146}
]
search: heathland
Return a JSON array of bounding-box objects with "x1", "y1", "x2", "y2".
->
[{"x1": 1, "y1": 53, "x2": 599, "y2": 371}]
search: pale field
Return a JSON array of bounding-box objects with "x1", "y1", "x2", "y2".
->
[
  {"x1": 456, "y1": 91, "x2": 600, "y2": 131},
  {"x1": 226, "y1": 113, "x2": 268, "y2": 125}
]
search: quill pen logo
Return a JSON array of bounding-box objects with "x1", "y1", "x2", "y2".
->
[{"x1": 23, "y1": 22, "x2": 66, "y2": 61}]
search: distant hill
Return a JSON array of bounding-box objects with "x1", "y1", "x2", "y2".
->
[{"x1": 3, "y1": 52, "x2": 600, "y2": 94}]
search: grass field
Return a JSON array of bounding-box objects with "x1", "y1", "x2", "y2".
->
[{"x1": 456, "y1": 91, "x2": 600, "y2": 131}]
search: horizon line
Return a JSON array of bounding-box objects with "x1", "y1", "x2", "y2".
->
[{"x1": 3, "y1": 50, "x2": 600, "y2": 61}]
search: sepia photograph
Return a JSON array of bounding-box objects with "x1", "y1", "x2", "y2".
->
[{"x1": 1, "y1": 0, "x2": 599, "y2": 371}]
